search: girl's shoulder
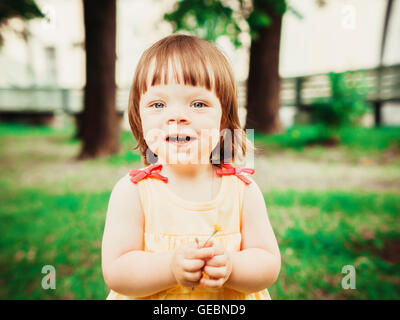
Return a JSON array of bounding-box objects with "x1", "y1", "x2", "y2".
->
[
  {"x1": 216, "y1": 163, "x2": 255, "y2": 187},
  {"x1": 110, "y1": 165, "x2": 156, "y2": 202},
  {"x1": 111, "y1": 172, "x2": 141, "y2": 198},
  {"x1": 106, "y1": 173, "x2": 143, "y2": 222},
  {"x1": 241, "y1": 175, "x2": 266, "y2": 208},
  {"x1": 112, "y1": 165, "x2": 164, "y2": 192}
]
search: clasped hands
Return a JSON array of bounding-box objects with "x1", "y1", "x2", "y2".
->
[{"x1": 170, "y1": 240, "x2": 232, "y2": 289}]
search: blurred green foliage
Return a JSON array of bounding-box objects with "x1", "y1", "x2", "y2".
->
[
  {"x1": 310, "y1": 72, "x2": 372, "y2": 127},
  {"x1": 164, "y1": 0, "x2": 300, "y2": 47},
  {"x1": 307, "y1": 72, "x2": 373, "y2": 143},
  {"x1": 0, "y1": 0, "x2": 44, "y2": 22},
  {"x1": 164, "y1": 0, "x2": 241, "y2": 47},
  {"x1": 0, "y1": 0, "x2": 44, "y2": 46},
  {"x1": 255, "y1": 124, "x2": 400, "y2": 153}
]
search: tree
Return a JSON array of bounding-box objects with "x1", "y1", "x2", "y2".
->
[
  {"x1": 374, "y1": 0, "x2": 394, "y2": 126},
  {"x1": 78, "y1": 0, "x2": 120, "y2": 159},
  {"x1": 0, "y1": 0, "x2": 44, "y2": 46},
  {"x1": 164, "y1": 0, "x2": 298, "y2": 134},
  {"x1": 379, "y1": 0, "x2": 393, "y2": 65},
  {"x1": 245, "y1": 0, "x2": 286, "y2": 134}
]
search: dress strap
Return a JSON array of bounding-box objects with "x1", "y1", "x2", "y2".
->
[
  {"x1": 129, "y1": 164, "x2": 168, "y2": 184},
  {"x1": 215, "y1": 163, "x2": 255, "y2": 185}
]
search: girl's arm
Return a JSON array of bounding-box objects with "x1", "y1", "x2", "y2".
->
[
  {"x1": 101, "y1": 175, "x2": 176, "y2": 297},
  {"x1": 224, "y1": 177, "x2": 281, "y2": 293}
]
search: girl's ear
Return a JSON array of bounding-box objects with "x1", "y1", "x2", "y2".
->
[
  {"x1": 145, "y1": 147, "x2": 158, "y2": 163},
  {"x1": 210, "y1": 144, "x2": 221, "y2": 165}
]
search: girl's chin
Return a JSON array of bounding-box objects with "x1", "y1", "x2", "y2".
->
[
  {"x1": 158, "y1": 152, "x2": 212, "y2": 165},
  {"x1": 164, "y1": 154, "x2": 198, "y2": 164},
  {"x1": 156, "y1": 143, "x2": 214, "y2": 165}
]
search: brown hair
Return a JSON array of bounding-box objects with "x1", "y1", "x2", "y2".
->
[{"x1": 128, "y1": 34, "x2": 255, "y2": 167}]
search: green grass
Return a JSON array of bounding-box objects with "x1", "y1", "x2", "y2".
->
[
  {"x1": 1, "y1": 185, "x2": 398, "y2": 299},
  {"x1": 0, "y1": 122, "x2": 399, "y2": 299},
  {"x1": 0, "y1": 187, "x2": 109, "y2": 299},
  {"x1": 263, "y1": 190, "x2": 400, "y2": 299},
  {"x1": 254, "y1": 125, "x2": 400, "y2": 153},
  {"x1": 0, "y1": 122, "x2": 73, "y2": 137}
]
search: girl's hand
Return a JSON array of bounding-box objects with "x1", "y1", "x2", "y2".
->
[
  {"x1": 170, "y1": 241, "x2": 214, "y2": 288},
  {"x1": 200, "y1": 244, "x2": 233, "y2": 289}
]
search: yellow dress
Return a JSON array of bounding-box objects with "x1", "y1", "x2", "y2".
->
[{"x1": 106, "y1": 164, "x2": 271, "y2": 300}]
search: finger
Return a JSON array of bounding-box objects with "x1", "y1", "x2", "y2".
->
[
  {"x1": 184, "y1": 247, "x2": 201, "y2": 259},
  {"x1": 183, "y1": 270, "x2": 202, "y2": 282},
  {"x1": 191, "y1": 246, "x2": 224, "y2": 260},
  {"x1": 203, "y1": 266, "x2": 227, "y2": 279},
  {"x1": 182, "y1": 259, "x2": 204, "y2": 272},
  {"x1": 200, "y1": 277, "x2": 225, "y2": 289},
  {"x1": 204, "y1": 254, "x2": 226, "y2": 267}
]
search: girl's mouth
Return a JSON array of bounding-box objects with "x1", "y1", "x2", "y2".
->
[{"x1": 166, "y1": 136, "x2": 197, "y2": 148}]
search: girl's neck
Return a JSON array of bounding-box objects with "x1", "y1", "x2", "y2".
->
[{"x1": 157, "y1": 161, "x2": 216, "y2": 182}]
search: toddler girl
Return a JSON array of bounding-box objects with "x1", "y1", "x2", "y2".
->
[{"x1": 102, "y1": 34, "x2": 281, "y2": 300}]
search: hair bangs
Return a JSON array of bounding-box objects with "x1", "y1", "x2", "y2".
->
[{"x1": 140, "y1": 39, "x2": 225, "y2": 98}]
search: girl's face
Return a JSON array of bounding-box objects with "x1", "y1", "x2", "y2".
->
[{"x1": 139, "y1": 64, "x2": 222, "y2": 165}]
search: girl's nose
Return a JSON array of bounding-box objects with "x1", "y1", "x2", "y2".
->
[
  {"x1": 167, "y1": 117, "x2": 190, "y2": 125},
  {"x1": 166, "y1": 106, "x2": 191, "y2": 125}
]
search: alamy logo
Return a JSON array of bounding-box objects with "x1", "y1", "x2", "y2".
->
[
  {"x1": 341, "y1": 265, "x2": 356, "y2": 289},
  {"x1": 341, "y1": 5, "x2": 357, "y2": 30},
  {"x1": 41, "y1": 265, "x2": 56, "y2": 290}
]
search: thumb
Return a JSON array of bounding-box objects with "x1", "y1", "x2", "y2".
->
[{"x1": 203, "y1": 240, "x2": 214, "y2": 248}]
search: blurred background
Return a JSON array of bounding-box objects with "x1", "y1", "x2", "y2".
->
[{"x1": 0, "y1": 0, "x2": 399, "y2": 299}]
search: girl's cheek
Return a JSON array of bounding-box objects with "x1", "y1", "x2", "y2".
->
[
  {"x1": 199, "y1": 128, "x2": 220, "y2": 144},
  {"x1": 143, "y1": 128, "x2": 165, "y2": 153},
  {"x1": 197, "y1": 135, "x2": 217, "y2": 156}
]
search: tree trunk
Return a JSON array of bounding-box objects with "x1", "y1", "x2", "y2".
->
[
  {"x1": 78, "y1": 0, "x2": 119, "y2": 159},
  {"x1": 245, "y1": 10, "x2": 283, "y2": 135},
  {"x1": 379, "y1": 0, "x2": 393, "y2": 65}
]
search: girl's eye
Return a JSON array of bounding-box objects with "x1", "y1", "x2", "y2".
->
[
  {"x1": 152, "y1": 102, "x2": 165, "y2": 109},
  {"x1": 192, "y1": 102, "x2": 207, "y2": 108}
]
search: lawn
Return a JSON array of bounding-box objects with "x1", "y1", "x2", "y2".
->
[{"x1": 0, "y1": 121, "x2": 399, "y2": 299}]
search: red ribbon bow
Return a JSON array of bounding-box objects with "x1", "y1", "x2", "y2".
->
[
  {"x1": 215, "y1": 163, "x2": 255, "y2": 185},
  {"x1": 129, "y1": 164, "x2": 168, "y2": 184}
]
